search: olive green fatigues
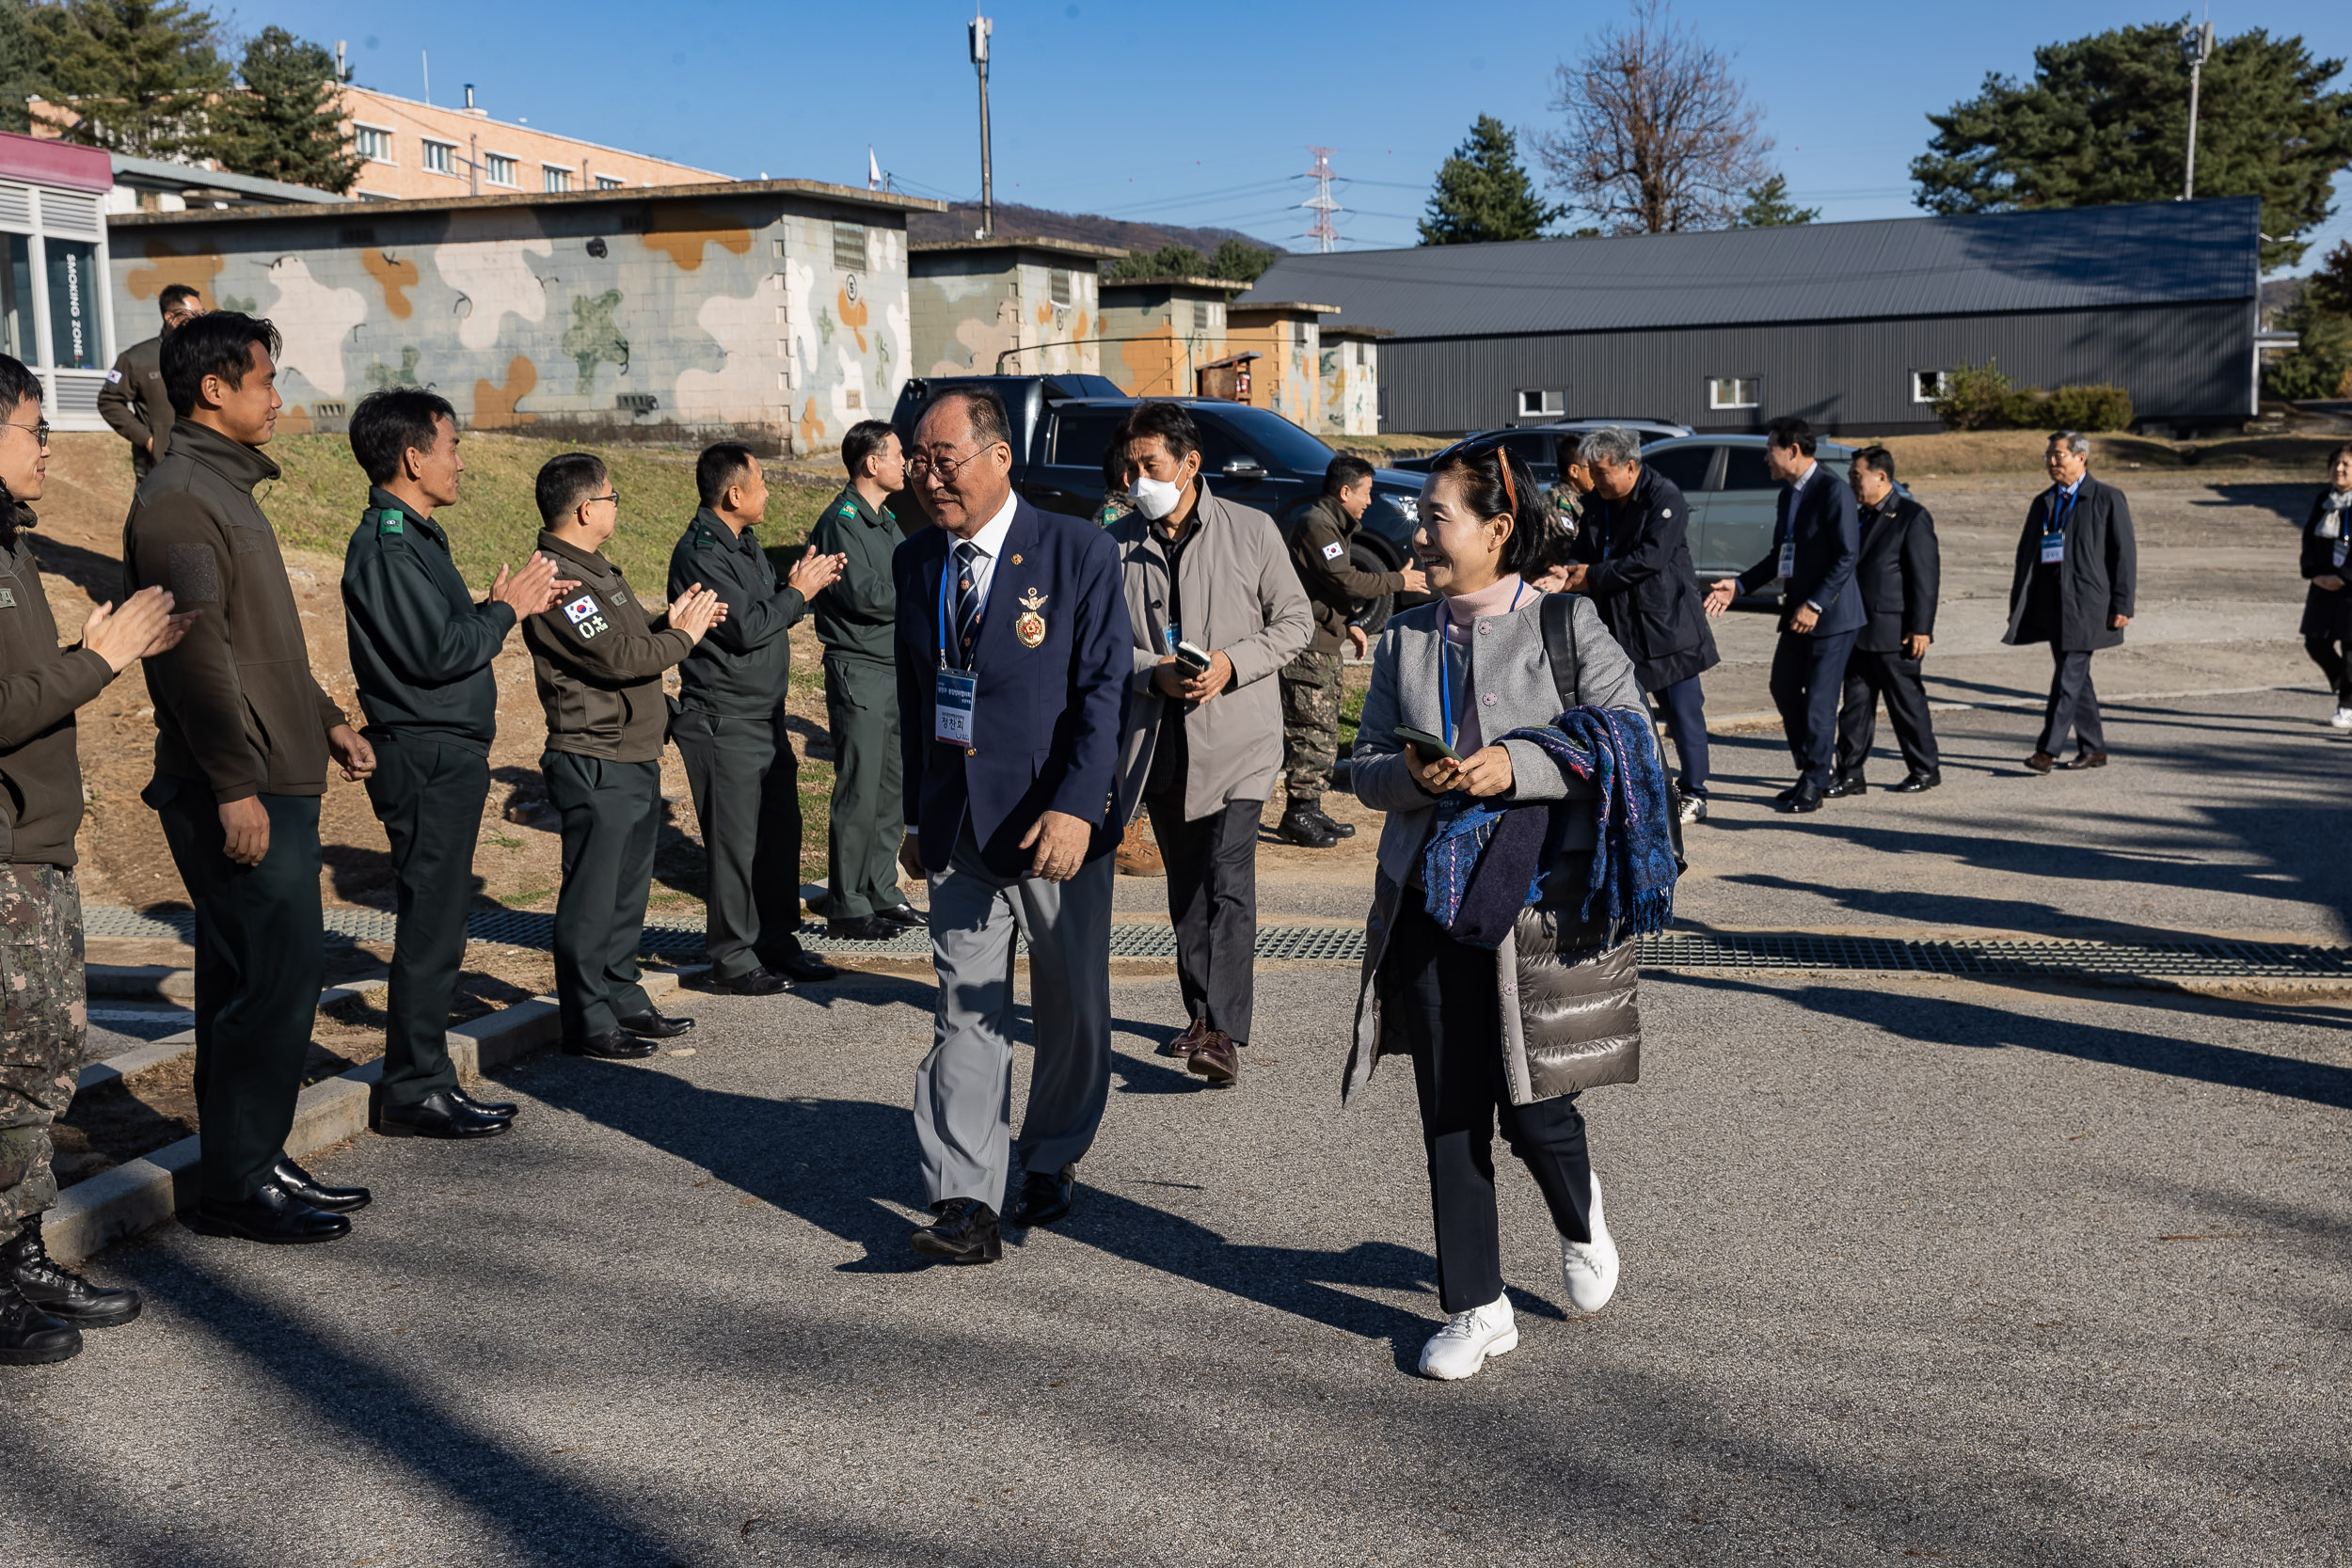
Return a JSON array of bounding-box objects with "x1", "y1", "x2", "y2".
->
[
  {"x1": 342, "y1": 487, "x2": 516, "y2": 1106},
  {"x1": 667, "y1": 510, "x2": 810, "y2": 974},
  {"x1": 806, "y1": 486, "x2": 908, "y2": 921},
  {"x1": 124, "y1": 422, "x2": 351, "y2": 1203},
  {"x1": 97, "y1": 333, "x2": 174, "y2": 481},
  {"x1": 524, "y1": 531, "x2": 695, "y2": 1039}
]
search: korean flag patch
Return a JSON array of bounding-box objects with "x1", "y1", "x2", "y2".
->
[
  {"x1": 105, "y1": 369, "x2": 123, "y2": 384},
  {"x1": 1321, "y1": 540, "x2": 1345, "y2": 561},
  {"x1": 563, "y1": 594, "x2": 599, "y2": 625}
]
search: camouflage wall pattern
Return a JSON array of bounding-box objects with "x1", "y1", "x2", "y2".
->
[
  {"x1": 1095, "y1": 278, "x2": 1240, "y2": 400},
  {"x1": 1228, "y1": 305, "x2": 1327, "y2": 431},
  {"x1": 909, "y1": 238, "x2": 1116, "y2": 380},
  {"x1": 106, "y1": 181, "x2": 942, "y2": 453},
  {"x1": 1321, "y1": 330, "x2": 1382, "y2": 436}
]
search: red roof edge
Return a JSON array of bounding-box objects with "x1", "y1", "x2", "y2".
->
[{"x1": 0, "y1": 130, "x2": 116, "y2": 194}]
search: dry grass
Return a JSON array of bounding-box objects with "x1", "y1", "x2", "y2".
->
[{"x1": 1872, "y1": 429, "x2": 2348, "y2": 479}]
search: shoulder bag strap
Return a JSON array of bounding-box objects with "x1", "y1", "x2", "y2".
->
[{"x1": 1543, "y1": 591, "x2": 1687, "y2": 873}]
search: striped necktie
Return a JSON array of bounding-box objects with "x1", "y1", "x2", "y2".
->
[{"x1": 953, "y1": 540, "x2": 985, "y2": 666}]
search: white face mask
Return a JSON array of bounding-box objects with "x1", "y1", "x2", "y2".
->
[{"x1": 1131, "y1": 473, "x2": 1184, "y2": 520}]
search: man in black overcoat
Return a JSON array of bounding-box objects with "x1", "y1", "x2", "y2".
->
[
  {"x1": 2003, "y1": 431, "x2": 2136, "y2": 772},
  {"x1": 1832, "y1": 445, "x2": 1941, "y2": 794}
]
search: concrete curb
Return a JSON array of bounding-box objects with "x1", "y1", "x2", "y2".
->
[{"x1": 49, "y1": 969, "x2": 694, "y2": 1267}]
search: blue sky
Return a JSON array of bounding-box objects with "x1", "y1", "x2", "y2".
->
[{"x1": 240, "y1": 0, "x2": 2350, "y2": 275}]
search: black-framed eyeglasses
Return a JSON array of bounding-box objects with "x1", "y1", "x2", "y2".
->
[
  {"x1": 589, "y1": 491, "x2": 619, "y2": 507},
  {"x1": 3, "y1": 420, "x2": 49, "y2": 447},
  {"x1": 904, "y1": 442, "x2": 1006, "y2": 483}
]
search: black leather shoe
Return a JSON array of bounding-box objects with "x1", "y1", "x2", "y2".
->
[
  {"x1": 379, "y1": 1089, "x2": 513, "y2": 1140},
  {"x1": 1010, "y1": 1167, "x2": 1075, "y2": 1227},
  {"x1": 4, "y1": 1215, "x2": 139, "y2": 1329},
  {"x1": 910, "y1": 1197, "x2": 1001, "y2": 1264},
  {"x1": 878, "y1": 904, "x2": 929, "y2": 928},
  {"x1": 186, "y1": 1183, "x2": 351, "y2": 1244},
  {"x1": 2058, "y1": 749, "x2": 2108, "y2": 769},
  {"x1": 564, "y1": 1027, "x2": 659, "y2": 1060},
  {"x1": 616, "y1": 1009, "x2": 694, "y2": 1040},
  {"x1": 1279, "y1": 808, "x2": 1340, "y2": 848},
  {"x1": 1781, "y1": 783, "x2": 1823, "y2": 814},
  {"x1": 701, "y1": 966, "x2": 789, "y2": 996},
  {"x1": 828, "y1": 914, "x2": 898, "y2": 941},
  {"x1": 1307, "y1": 806, "x2": 1357, "y2": 839},
  {"x1": 769, "y1": 949, "x2": 840, "y2": 984},
  {"x1": 0, "y1": 1281, "x2": 79, "y2": 1365},
  {"x1": 270, "y1": 1157, "x2": 372, "y2": 1213},
  {"x1": 1773, "y1": 784, "x2": 1803, "y2": 802},
  {"x1": 1823, "y1": 775, "x2": 1867, "y2": 798},
  {"x1": 1889, "y1": 769, "x2": 1943, "y2": 793},
  {"x1": 451, "y1": 1085, "x2": 518, "y2": 1118}
]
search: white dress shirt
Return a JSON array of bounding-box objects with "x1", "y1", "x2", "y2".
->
[{"x1": 952, "y1": 488, "x2": 1021, "y2": 611}]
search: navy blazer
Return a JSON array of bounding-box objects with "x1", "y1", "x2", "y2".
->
[
  {"x1": 894, "y1": 497, "x2": 1130, "y2": 878},
  {"x1": 1851, "y1": 493, "x2": 1940, "y2": 654},
  {"x1": 1737, "y1": 464, "x2": 1865, "y2": 638}
]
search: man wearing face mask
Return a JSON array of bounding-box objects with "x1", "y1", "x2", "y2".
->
[{"x1": 1111, "y1": 402, "x2": 1312, "y2": 1087}]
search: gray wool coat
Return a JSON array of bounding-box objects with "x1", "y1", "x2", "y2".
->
[{"x1": 1345, "y1": 589, "x2": 1652, "y2": 1108}]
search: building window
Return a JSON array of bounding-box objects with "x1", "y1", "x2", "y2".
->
[
  {"x1": 421, "y1": 140, "x2": 455, "y2": 176},
  {"x1": 1354, "y1": 341, "x2": 1367, "y2": 366},
  {"x1": 544, "y1": 166, "x2": 572, "y2": 194},
  {"x1": 352, "y1": 124, "x2": 393, "y2": 164},
  {"x1": 596, "y1": 174, "x2": 623, "y2": 191},
  {"x1": 1049, "y1": 268, "x2": 1072, "y2": 307},
  {"x1": 1912, "y1": 369, "x2": 1947, "y2": 404},
  {"x1": 1708, "y1": 376, "x2": 1760, "y2": 410},
  {"x1": 483, "y1": 152, "x2": 517, "y2": 187},
  {"x1": 1517, "y1": 388, "x2": 1564, "y2": 419},
  {"x1": 832, "y1": 220, "x2": 867, "y2": 272},
  {"x1": 1191, "y1": 302, "x2": 1210, "y2": 333}
]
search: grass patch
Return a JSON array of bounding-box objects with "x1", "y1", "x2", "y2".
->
[{"x1": 1871, "y1": 428, "x2": 2348, "y2": 479}]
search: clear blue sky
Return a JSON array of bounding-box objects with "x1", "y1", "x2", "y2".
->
[{"x1": 242, "y1": 0, "x2": 2350, "y2": 275}]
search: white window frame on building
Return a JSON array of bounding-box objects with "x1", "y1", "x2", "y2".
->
[
  {"x1": 483, "y1": 151, "x2": 518, "y2": 188},
  {"x1": 1708, "y1": 376, "x2": 1761, "y2": 411},
  {"x1": 421, "y1": 139, "x2": 456, "y2": 177},
  {"x1": 1912, "y1": 369, "x2": 1947, "y2": 404},
  {"x1": 0, "y1": 161, "x2": 117, "y2": 432},
  {"x1": 595, "y1": 174, "x2": 624, "y2": 191},
  {"x1": 543, "y1": 165, "x2": 572, "y2": 194},
  {"x1": 1517, "y1": 388, "x2": 1565, "y2": 420},
  {"x1": 353, "y1": 123, "x2": 396, "y2": 164}
]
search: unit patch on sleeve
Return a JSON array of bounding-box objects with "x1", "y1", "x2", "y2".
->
[
  {"x1": 562, "y1": 593, "x2": 612, "y2": 639},
  {"x1": 105, "y1": 369, "x2": 122, "y2": 384},
  {"x1": 1321, "y1": 540, "x2": 1345, "y2": 561}
]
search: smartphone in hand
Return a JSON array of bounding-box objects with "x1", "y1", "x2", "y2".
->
[
  {"x1": 1175, "y1": 640, "x2": 1214, "y2": 673},
  {"x1": 1392, "y1": 724, "x2": 1461, "y2": 762}
]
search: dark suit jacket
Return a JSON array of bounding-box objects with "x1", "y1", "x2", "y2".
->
[
  {"x1": 894, "y1": 497, "x2": 1130, "y2": 878},
  {"x1": 1568, "y1": 464, "x2": 1719, "y2": 690},
  {"x1": 1852, "y1": 493, "x2": 1940, "y2": 655},
  {"x1": 1737, "y1": 464, "x2": 1864, "y2": 638},
  {"x1": 2002, "y1": 474, "x2": 2136, "y2": 652}
]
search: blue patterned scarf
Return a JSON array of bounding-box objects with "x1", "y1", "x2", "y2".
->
[{"x1": 1419, "y1": 705, "x2": 1677, "y2": 947}]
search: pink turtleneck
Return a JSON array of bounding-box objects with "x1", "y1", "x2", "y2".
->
[{"x1": 1438, "y1": 573, "x2": 1526, "y2": 753}]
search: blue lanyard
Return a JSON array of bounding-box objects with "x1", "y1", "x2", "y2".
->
[
  {"x1": 1435, "y1": 580, "x2": 1525, "y2": 750},
  {"x1": 936, "y1": 546, "x2": 983, "y2": 667},
  {"x1": 2044, "y1": 486, "x2": 2078, "y2": 538}
]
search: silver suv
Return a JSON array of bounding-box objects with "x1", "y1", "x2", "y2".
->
[{"x1": 1638, "y1": 435, "x2": 1858, "y2": 580}]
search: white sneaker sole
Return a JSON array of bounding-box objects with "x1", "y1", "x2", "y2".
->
[{"x1": 1419, "y1": 1325, "x2": 1518, "y2": 1381}]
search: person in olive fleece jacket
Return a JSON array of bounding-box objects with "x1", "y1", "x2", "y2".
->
[
  {"x1": 524, "y1": 453, "x2": 725, "y2": 1055},
  {"x1": 0, "y1": 355, "x2": 186, "y2": 1364},
  {"x1": 121, "y1": 313, "x2": 379, "y2": 1246}
]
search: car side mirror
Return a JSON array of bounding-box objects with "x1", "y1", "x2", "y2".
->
[{"x1": 1222, "y1": 456, "x2": 1267, "y2": 481}]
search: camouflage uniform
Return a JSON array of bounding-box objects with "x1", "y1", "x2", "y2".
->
[
  {"x1": 1279, "y1": 651, "x2": 1345, "y2": 809},
  {"x1": 0, "y1": 858, "x2": 86, "y2": 1232}
]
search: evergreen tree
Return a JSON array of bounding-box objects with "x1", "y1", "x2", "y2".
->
[
  {"x1": 0, "y1": 1, "x2": 40, "y2": 135},
  {"x1": 28, "y1": 0, "x2": 230, "y2": 161},
  {"x1": 1421, "y1": 115, "x2": 1562, "y2": 245},
  {"x1": 2265, "y1": 286, "x2": 2351, "y2": 402},
  {"x1": 1208, "y1": 239, "x2": 1273, "y2": 282},
  {"x1": 1732, "y1": 173, "x2": 1819, "y2": 228},
  {"x1": 1108, "y1": 244, "x2": 1207, "y2": 281},
  {"x1": 215, "y1": 26, "x2": 361, "y2": 194}
]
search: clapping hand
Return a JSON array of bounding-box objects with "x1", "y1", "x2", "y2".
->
[
  {"x1": 491, "y1": 553, "x2": 578, "y2": 617},
  {"x1": 668, "y1": 584, "x2": 728, "y2": 642},
  {"x1": 787, "y1": 546, "x2": 849, "y2": 597}
]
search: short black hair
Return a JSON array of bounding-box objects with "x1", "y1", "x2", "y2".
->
[
  {"x1": 695, "y1": 442, "x2": 757, "y2": 510},
  {"x1": 1323, "y1": 453, "x2": 1375, "y2": 497},
  {"x1": 0, "y1": 353, "x2": 40, "y2": 418},
  {"x1": 1121, "y1": 401, "x2": 1199, "y2": 466},
  {"x1": 1765, "y1": 416, "x2": 1816, "y2": 457},
  {"x1": 162, "y1": 310, "x2": 281, "y2": 419},
  {"x1": 842, "y1": 419, "x2": 896, "y2": 478},
  {"x1": 1851, "y1": 444, "x2": 1896, "y2": 483},
  {"x1": 1430, "y1": 440, "x2": 1561, "y2": 578},
  {"x1": 158, "y1": 283, "x2": 200, "y2": 316},
  {"x1": 920, "y1": 387, "x2": 1011, "y2": 453},
  {"x1": 536, "y1": 452, "x2": 610, "y2": 526},
  {"x1": 348, "y1": 388, "x2": 457, "y2": 485}
]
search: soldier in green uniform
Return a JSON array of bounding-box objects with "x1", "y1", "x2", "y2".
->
[
  {"x1": 1278, "y1": 454, "x2": 1422, "y2": 847},
  {"x1": 807, "y1": 420, "x2": 924, "y2": 940},
  {"x1": 525, "y1": 454, "x2": 725, "y2": 1054},
  {"x1": 97, "y1": 283, "x2": 202, "y2": 481},
  {"x1": 668, "y1": 444, "x2": 845, "y2": 986},
  {"x1": 0, "y1": 354, "x2": 186, "y2": 1363},
  {"x1": 342, "y1": 388, "x2": 569, "y2": 1138},
  {"x1": 125, "y1": 313, "x2": 380, "y2": 1245}
]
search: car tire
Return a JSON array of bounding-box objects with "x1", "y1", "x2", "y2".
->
[{"x1": 1348, "y1": 540, "x2": 1409, "y2": 641}]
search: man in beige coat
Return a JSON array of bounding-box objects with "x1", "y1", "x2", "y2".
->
[{"x1": 1110, "y1": 402, "x2": 1312, "y2": 1085}]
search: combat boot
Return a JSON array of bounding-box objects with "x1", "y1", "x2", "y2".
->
[
  {"x1": 1279, "y1": 805, "x2": 1341, "y2": 848},
  {"x1": 0, "y1": 1274, "x2": 80, "y2": 1365},
  {"x1": 4, "y1": 1214, "x2": 141, "y2": 1328}
]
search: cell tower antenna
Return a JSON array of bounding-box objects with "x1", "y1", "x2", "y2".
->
[{"x1": 1301, "y1": 146, "x2": 1341, "y2": 253}]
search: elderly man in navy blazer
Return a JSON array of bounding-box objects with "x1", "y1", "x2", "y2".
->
[
  {"x1": 1707, "y1": 417, "x2": 1864, "y2": 813},
  {"x1": 893, "y1": 387, "x2": 1129, "y2": 1265}
]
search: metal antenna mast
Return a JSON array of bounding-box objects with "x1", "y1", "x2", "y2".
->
[
  {"x1": 970, "y1": 9, "x2": 995, "y2": 237},
  {"x1": 1301, "y1": 147, "x2": 1341, "y2": 253}
]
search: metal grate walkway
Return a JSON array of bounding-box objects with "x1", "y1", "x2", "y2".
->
[{"x1": 82, "y1": 907, "x2": 2352, "y2": 981}]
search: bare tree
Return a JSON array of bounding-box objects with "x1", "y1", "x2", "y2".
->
[{"x1": 1534, "y1": 0, "x2": 1775, "y2": 234}]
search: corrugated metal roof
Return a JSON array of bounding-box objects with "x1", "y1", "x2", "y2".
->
[{"x1": 1238, "y1": 198, "x2": 2260, "y2": 340}]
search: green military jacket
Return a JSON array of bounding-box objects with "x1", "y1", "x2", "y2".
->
[
  {"x1": 666, "y1": 507, "x2": 803, "y2": 716},
  {"x1": 524, "y1": 530, "x2": 693, "y2": 764},
  {"x1": 123, "y1": 420, "x2": 348, "y2": 802},
  {"x1": 98, "y1": 334, "x2": 173, "y2": 480},
  {"x1": 805, "y1": 484, "x2": 898, "y2": 665},
  {"x1": 0, "y1": 507, "x2": 116, "y2": 865},
  {"x1": 341, "y1": 484, "x2": 516, "y2": 751},
  {"x1": 1287, "y1": 492, "x2": 1408, "y2": 657}
]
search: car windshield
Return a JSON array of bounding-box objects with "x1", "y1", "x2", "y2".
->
[{"x1": 1197, "y1": 404, "x2": 1336, "y2": 472}]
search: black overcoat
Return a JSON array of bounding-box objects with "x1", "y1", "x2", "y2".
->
[
  {"x1": 2002, "y1": 474, "x2": 2136, "y2": 652},
  {"x1": 1567, "y1": 465, "x2": 1720, "y2": 690}
]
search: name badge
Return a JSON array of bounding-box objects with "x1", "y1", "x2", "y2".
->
[
  {"x1": 934, "y1": 667, "x2": 977, "y2": 746},
  {"x1": 1161, "y1": 625, "x2": 1181, "y2": 655},
  {"x1": 2335, "y1": 537, "x2": 2348, "y2": 570},
  {"x1": 2040, "y1": 534, "x2": 2065, "y2": 566},
  {"x1": 1776, "y1": 540, "x2": 1795, "y2": 578}
]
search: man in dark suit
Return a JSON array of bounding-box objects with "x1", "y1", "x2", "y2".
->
[
  {"x1": 894, "y1": 387, "x2": 1128, "y2": 1265},
  {"x1": 2003, "y1": 430, "x2": 2136, "y2": 772},
  {"x1": 1831, "y1": 445, "x2": 1941, "y2": 795},
  {"x1": 1706, "y1": 418, "x2": 1863, "y2": 813}
]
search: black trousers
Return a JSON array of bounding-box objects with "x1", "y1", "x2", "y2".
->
[
  {"x1": 1768, "y1": 628, "x2": 1857, "y2": 790},
  {"x1": 1144, "y1": 794, "x2": 1260, "y2": 1045},
  {"x1": 2036, "y1": 648, "x2": 2106, "y2": 755},
  {"x1": 543, "y1": 752, "x2": 659, "y2": 1040},
  {"x1": 151, "y1": 782, "x2": 323, "y2": 1204},
  {"x1": 1836, "y1": 648, "x2": 1940, "y2": 780},
  {"x1": 674, "y1": 705, "x2": 803, "y2": 977},
  {"x1": 364, "y1": 733, "x2": 488, "y2": 1107},
  {"x1": 1651, "y1": 673, "x2": 1710, "y2": 798},
  {"x1": 1382, "y1": 902, "x2": 1591, "y2": 1314},
  {"x1": 2304, "y1": 636, "x2": 2352, "y2": 704}
]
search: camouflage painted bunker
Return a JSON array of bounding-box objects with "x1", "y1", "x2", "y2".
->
[
  {"x1": 909, "y1": 235, "x2": 1123, "y2": 380},
  {"x1": 1225, "y1": 298, "x2": 1339, "y2": 434},
  {"x1": 1094, "y1": 275, "x2": 1249, "y2": 400},
  {"x1": 1319, "y1": 324, "x2": 1390, "y2": 437},
  {"x1": 103, "y1": 178, "x2": 945, "y2": 452}
]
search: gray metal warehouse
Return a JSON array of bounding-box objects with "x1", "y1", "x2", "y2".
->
[{"x1": 1238, "y1": 197, "x2": 2262, "y2": 437}]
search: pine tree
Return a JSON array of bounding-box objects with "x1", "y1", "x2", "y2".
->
[
  {"x1": 1732, "y1": 174, "x2": 1819, "y2": 228},
  {"x1": 1208, "y1": 239, "x2": 1273, "y2": 282},
  {"x1": 215, "y1": 26, "x2": 362, "y2": 194},
  {"x1": 1108, "y1": 245, "x2": 1207, "y2": 281},
  {"x1": 28, "y1": 0, "x2": 230, "y2": 162},
  {"x1": 0, "y1": 1, "x2": 40, "y2": 135},
  {"x1": 1421, "y1": 115, "x2": 1562, "y2": 245}
]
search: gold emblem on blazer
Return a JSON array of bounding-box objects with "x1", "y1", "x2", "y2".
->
[{"x1": 1014, "y1": 587, "x2": 1048, "y2": 648}]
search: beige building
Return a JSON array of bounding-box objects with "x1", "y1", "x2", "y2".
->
[
  {"x1": 1227, "y1": 299, "x2": 1335, "y2": 432},
  {"x1": 1096, "y1": 276, "x2": 1248, "y2": 399},
  {"x1": 909, "y1": 236, "x2": 1121, "y2": 379},
  {"x1": 336, "y1": 85, "x2": 725, "y2": 201},
  {"x1": 1321, "y1": 324, "x2": 1388, "y2": 436}
]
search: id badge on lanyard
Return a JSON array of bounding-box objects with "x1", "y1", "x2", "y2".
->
[
  {"x1": 1776, "y1": 538, "x2": 1796, "y2": 578},
  {"x1": 2334, "y1": 536, "x2": 2348, "y2": 570},
  {"x1": 2042, "y1": 488, "x2": 2074, "y2": 565},
  {"x1": 2040, "y1": 532, "x2": 2065, "y2": 565},
  {"x1": 934, "y1": 555, "x2": 979, "y2": 746}
]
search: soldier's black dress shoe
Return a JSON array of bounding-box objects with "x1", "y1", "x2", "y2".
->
[
  {"x1": 4, "y1": 1215, "x2": 140, "y2": 1328},
  {"x1": 271, "y1": 1157, "x2": 372, "y2": 1212},
  {"x1": 827, "y1": 914, "x2": 898, "y2": 941},
  {"x1": 910, "y1": 1197, "x2": 1001, "y2": 1264},
  {"x1": 1308, "y1": 807, "x2": 1357, "y2": 839},
  {"x1": 1889, "y1": 769, "x2": 1943, "y2": 793},
  {"x1": 878, "y1": 904, "x2": 929, "y2": 928},
  {"x1": 2057, "y1": 750, "x2": 2108, "y2": 769},
  {"x1": 768, "y1": 949, "x2": 840, "y2": 984},
  {"x1": 701, "y1": 966, "x2": 789, "y2": 996},
  {"x1": 0, "y1": 1282, "x2": 79, "y2": 1365},
  {"x1": 616, "y1": 1008, "x2": 694, "y2": 1039},
  {"x1": 451, "y1": 1085, "x2": 518, "y2": 1118},
  {"x1": 564, "y1": 1027, "x2": 658, "y2": 1060},
  {"x1": 186, "y1": 1182, "x2": 351, "y2": 1244},
  {"x1": 378, "y1": 1089, "x2": 512, "y2": 1140},
  {"x1": 1823, "y1": 775, "x2": 1867, "y2": 798},
  {"x1": 1010, "y1": 1167, "x2": 1075, "y2": 1227},
  {"x1": 1780, "y1": 783, "x2": 1823, "y2": 814}
]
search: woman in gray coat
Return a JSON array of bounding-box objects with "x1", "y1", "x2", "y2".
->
[{"x1": 1350, "y1": 442, "x2": 1652, "y2": 1381}]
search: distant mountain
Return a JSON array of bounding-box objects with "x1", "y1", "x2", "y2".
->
[{"x1": 907, "y1": 200, "x2": 1283, "y2": 261}]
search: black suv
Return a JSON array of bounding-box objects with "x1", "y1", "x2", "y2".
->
[{"x1": 889, "y1": 374, "x2": 1430, "y2": 633}]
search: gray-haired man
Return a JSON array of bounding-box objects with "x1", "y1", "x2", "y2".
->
[{"x1": 2002, "y1": 431, "x2": 2135, "y2": 773}]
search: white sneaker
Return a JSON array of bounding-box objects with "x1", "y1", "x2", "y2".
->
[
  {"x1": 1561, "y1": 1174, "x2": 1621, "y2": 1313},
  {"x1": 1417, "y1": 1293, "x2": 1518, "y2": 1381},
  {"x1": 2330, "y1": 707, "x2": 2352, "y2": 731},
  {"x1": 1677, "y1": 795, "x2": 1708, "y2": 825}
]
